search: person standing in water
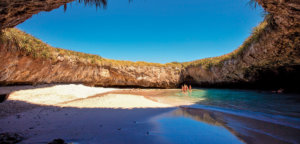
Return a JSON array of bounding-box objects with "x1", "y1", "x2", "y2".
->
[
  {"x1": 181, "y1": 84, "x2": 189, "y2": 93},
  {"x1": 185, "y1": 84, "x2": 188, "y2": 92},
  {"x1": 189, "y1": 85, "x2": 192, "y2": 92}
]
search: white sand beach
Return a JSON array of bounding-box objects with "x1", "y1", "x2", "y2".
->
[
  {"x1": 0, "y1": 84, "x2": 176, "y2": 143},
  {"x1": 4, "y1": 84, "x2": 172, "y2": 108},
  {"x1": 6, "y1": 84, "x2": 117, "y2": 105},
  {"x1": 61, "y1": 94, "x2": 171, "y2": 108}
]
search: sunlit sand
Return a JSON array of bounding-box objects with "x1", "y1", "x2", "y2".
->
[
  {"x1": 7, "y1": 84, "x2": 116, "y2": 105},
  {"x1": 0, "y1": 84, "x2": 176, "y2": 143},
  {"x1": 62, "y1": 94, "x2": 171, "y2": 108},
  {"x1": 6, "y1": 84, "x2": 173, "y2": 109}
]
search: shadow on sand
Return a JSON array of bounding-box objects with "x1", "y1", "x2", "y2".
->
[{"x1": 1, "y1": 98, "x2": 300, "y2": 144}]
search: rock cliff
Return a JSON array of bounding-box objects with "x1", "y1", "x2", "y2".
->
[
  {"x1": 182, "y1": 0, "x2": 300, "y2": 91},
  {"x1": 0, "y1": 0, "x2": 73, "y2": 29},
  {"x1": 0, "y1": 34, "x2": 181, "y2": 88},
  {"x1": 0, "y1": 0, "x2": 299, "y2": 91}
]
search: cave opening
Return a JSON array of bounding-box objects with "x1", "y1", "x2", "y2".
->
[{"x1": 4, "y1": 0, "x2": 265, "y2": 64}]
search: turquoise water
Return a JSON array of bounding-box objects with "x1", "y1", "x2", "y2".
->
[{"x1": 180, "y1": 89, "x2": 300, "y2": 118}]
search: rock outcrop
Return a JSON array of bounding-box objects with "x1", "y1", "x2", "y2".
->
[
  {"x1": 0, "y1": 0, "x2": 73, "y2": 29},
  {"x1": 0, "y1": 132, "x2": 23, "y2": 144},
  {"x1": 0, "y1": 0, "x2": 299, "y2": 91},
  {"x1": 182, "y1": 0, "x2": 300, "y2": 91},
  {"x1": 0, "y1": 42, "x2": 181, "y2": 88},
  {"x1": 183, "y1": 16, "x2": 300, "y2": 88}
]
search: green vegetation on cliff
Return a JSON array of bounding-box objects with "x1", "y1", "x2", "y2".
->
[
  {"x1": 182, "y1": 19, "x2": 268, "y2": 69},
  {"x1": 0, "y1": 16, "x2": 268, "y2": 69},
  {"x1": 0, "y1": 28, "x2": 180, "y2": 67}
]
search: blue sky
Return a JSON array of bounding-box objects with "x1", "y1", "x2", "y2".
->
[{"x1": 17, "y1": 0, "x2": 264, "y2": 63}]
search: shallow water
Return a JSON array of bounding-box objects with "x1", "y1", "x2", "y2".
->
[
  {"x1": 151, "y1": 89, "x2": 300, "y2": 144},
  {"x1": 151, "y1": 113, "x2": 244, "y2": 144},
  {"x1": 154, "y1": 89, "x2": 300, "y2": 117}
]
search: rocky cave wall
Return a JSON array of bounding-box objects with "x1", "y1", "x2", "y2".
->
[
  {"x1": 0, "y1": 40, "x2": 181, "y2": 88},
  {"x1": 0, "y1": 0, "x2": 299, "y2": 91},
  {"x1": 182, "y1": 0, "x2": 300, "y2": 91},
  {"x1": 0, "y1": 0, "x2": 74, "y2": 30}
]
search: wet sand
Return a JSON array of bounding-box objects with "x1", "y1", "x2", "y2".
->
[{"x1": 171, "y1": 106, "x2": 300, "y2": 144}]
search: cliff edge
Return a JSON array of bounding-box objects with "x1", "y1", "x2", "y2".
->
[{"x1": 0, "y1": 0, "x2": 299, "y2": 92}]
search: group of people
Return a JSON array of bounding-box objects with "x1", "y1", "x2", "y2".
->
[
  {"x1": 272, "y1": 88, "x2": 284, "y2": 93},
  {"x1": 181, "y1": 84, "x2": 192, "y2": 93}
]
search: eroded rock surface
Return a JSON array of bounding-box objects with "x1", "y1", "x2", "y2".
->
[
  {"x1": 0, "y1": 0, "x2": 74, "y2": 29},
  {"x1": 0, "y1": 0, "x2": 299, "y2": 91},
  {"x1": 181, "y1": 0, "x2": 300, "y2": 91},
  {"x1": 0, "y1": 41, "x2": 181, "y2": 88}
]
